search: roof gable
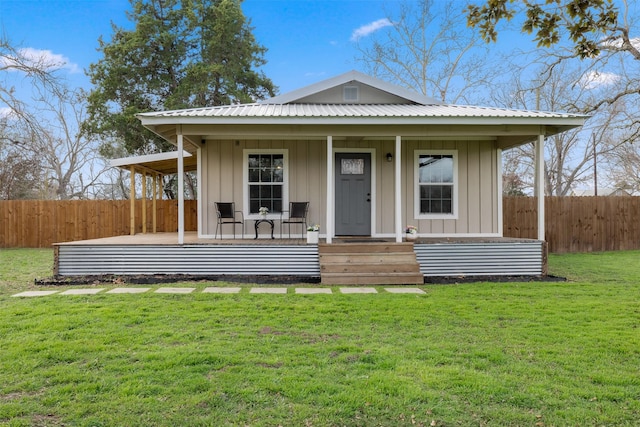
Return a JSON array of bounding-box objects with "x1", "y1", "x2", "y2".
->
[{"x1": 260, "y1": 70, "x2": 442, "y2": 106}]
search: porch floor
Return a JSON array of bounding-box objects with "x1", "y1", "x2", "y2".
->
[{"x1": 55, "y1": 232, "x2": 539, "y2": 246}]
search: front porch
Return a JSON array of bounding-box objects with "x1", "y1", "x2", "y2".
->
[{"x1": 54, "y1": 233, "x2": 546, "y2": 282}]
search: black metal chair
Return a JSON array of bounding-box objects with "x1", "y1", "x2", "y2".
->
[
  {"x1": 280, "y1": 202, "x2": 309, "y2": 238},
  {"x1": 214, "y1": 202, "x2": 244, "y2": 239}
]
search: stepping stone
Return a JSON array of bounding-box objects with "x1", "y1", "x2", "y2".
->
[
  {"x1": 384, "y1": 288, "x2": 426, "y2": 294},
  {"x1": 339, "y1": 287, "x2": 378, "y2": 294},
  {"x1": 295, "y1": 288, "x2": 332, "y2": 294},
  {"x1": 60, "y1": 288, "x2": 104, "y2": 295},
  {"x1": 106, "y1": 287, "x2": 151, "y2": 294},
  {"x1": 203, "y1": 287, "x2": 241, "y2": 294},
  {"x1": 11, "y1": 291, "x2": 58, "y2": 297},
  {"x1": 155, "y1": 287, "x2": 195, "y2": 294},
  {"x1": 249, "y1": 287, "x2": 287, "y2": 294}
]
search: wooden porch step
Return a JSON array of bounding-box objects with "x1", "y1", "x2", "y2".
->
[{"x1": 318, "y1": 243, "x2": 423, "y2": 285}]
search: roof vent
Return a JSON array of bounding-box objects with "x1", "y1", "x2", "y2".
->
[{"x1": 343, "y1": 85, "x2": 359, "y2": 102}]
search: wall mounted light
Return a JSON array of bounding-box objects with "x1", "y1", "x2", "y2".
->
[{"x1": 386, "y1": 152, "x2": 393, "y2": 162}]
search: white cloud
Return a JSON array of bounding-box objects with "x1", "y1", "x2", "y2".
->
[
  {"x1": 0, "y1": 107, "x2": 14, "y2": 118},
  {"x1": 600, "y1": 36, "x2": 640, "y2": 51},
  {"x1": 350, "y1": 18, "x2": 394, "y2": 42},
  {"x1": 0, "y1": 47, "x2": 80, "y2": 74},
  {"x1": 579, "y1": 70, "x2": 620, "y2": 89}
]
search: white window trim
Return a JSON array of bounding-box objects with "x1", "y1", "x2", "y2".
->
[
  {"x1": 243, "y1": 149, "x2": 289, "y2": 220},
  {"x1": 414, "y1": 149, "x2": 458, "y2": 220}
]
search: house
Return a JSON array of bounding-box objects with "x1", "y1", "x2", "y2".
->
[{"x1": 55, "y1": 71, "x2": 587, "y2": 283}]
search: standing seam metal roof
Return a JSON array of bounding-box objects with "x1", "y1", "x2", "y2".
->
[{"x1": 137, "y1": 103, "x2": 585, "y2": 119}]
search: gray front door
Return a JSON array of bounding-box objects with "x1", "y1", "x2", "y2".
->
[{"x1": 335, "y1": 153, "x2": 371, "y2": 236}]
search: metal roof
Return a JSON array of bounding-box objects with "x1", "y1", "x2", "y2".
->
[
  {"x1": 138, "y1": 103, "x2": 585, "y2": 121},
  {"x1": 110, "y1": 151, "x2": 197, "y2": 175}
]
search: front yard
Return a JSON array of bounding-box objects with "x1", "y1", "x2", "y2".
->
[{"x1": 1, "y1": 249, "x2": 639, "y2": 426}]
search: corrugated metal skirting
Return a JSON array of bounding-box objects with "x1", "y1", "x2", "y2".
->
[
  {"x1": 414, "y1": 241, "x2": 543, "y2": 276},
  {"x1": 57, "y1": 244, "x2": 320, "y2": 276}
]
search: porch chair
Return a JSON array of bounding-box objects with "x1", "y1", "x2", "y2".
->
[
  {"x1": 214, "y1": 202, "x2": 244, "y2": 239},
  {"x1": 280, "y1": 202, "x2": 309, "y2": 239}
]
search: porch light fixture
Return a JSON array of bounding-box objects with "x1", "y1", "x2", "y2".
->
[{"x1": 386, "y1": 152, "x2": 393, "y2": 162}]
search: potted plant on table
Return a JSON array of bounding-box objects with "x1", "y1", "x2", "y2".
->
[
  {"x1": 307, "y1": 224, "x2": 320, "y2": 244},
  {"x1": 405, "y1": 225, "x2": 418, "y2": 241},
  {"x1": 259, "y1": 206, "x2": 269, "y2": 218}
]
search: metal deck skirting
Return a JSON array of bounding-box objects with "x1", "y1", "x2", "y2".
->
[
  {"x1": 414, "y1": 241, "x2": 544, "y2": 276},
  {"x1": 57, "y1": 244, "x2": 320, "y2": 276},
  {"x1": 56, "y1": 239, "x2": 545, "y2": 279}
]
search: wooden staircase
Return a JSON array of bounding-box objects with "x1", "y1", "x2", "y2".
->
[{"x1": 319, "y1": 242, "x2": 423, "y2": 285}]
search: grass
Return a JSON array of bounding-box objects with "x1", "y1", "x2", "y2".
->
[{"x1": 1, "y1": 249, "x2": 639, "y2": 426}]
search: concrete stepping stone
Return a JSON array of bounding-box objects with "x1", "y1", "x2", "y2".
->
[
  {"x1": 384, "y1": 288, "x2": 426, "y2": 294},
  {"x1": 295, "y1": 288, "x2": 332, "y2": 294},
  {"x1": 106, "y1": 287, "x2": 151, "y2": 294},
  {"x1": 60, "y1": 288, "x2": 104, "y2": 295},
  {"x1": 339, "y1": 287, "x2": 378, "y2": 294},
  {"x1": 249, "y1": 287, "x2": 287, "y2": 294},
  {"x1": 11, "y1": 290, "x2": 58, "y2": 297},
  {"x1": 203, "y1": 287, "x2": 241, "y2": 294},
  {"x1": 155, "y1": 287, "x2": 196, "y2": 294}
]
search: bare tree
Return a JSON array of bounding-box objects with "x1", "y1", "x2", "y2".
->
[
  {"x1": 495, "y1": 61, "x2": 636, "y2": 196},
  {"x1": 1, "y1": 37, "x2": 106, "y2": 199},
  {"x1": 354, "y1": 0, "x2": 499, "y2": 104}
]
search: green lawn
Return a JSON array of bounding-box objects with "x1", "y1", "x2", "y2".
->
[{"x1": 1, "y1": 248, "x2": 639, "y2": 426}]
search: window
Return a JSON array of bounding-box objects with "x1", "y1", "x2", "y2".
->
[
  {"x1": 245, "y1": 150, "x2": 287, "y2": 216},
  {"x1": 415, "y1": 151, "x2": 457, "y2": 218},
  {"x1": 343, "y1": 85, "x2": 359, "y2": 102}
]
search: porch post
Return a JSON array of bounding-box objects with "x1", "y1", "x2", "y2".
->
[
  {"x1": 177, "y1": 129, "x2": 185, "y2": 245},
  {"x1": 497, "y1": 148, "x2": 503, "y2": 237},
  {"x1": 141, "y1": 172, "x2": 147, "y2": 234},
  {"x1": 129, "y1": 166, "x2": 135, "y2": 236},
  {"x1": 395, "y1": 136, "x2": 402, "y2": 242},
  {"x1": 196, "y1": 146, "x2": 203, "y2": 238},
  {"x1": 535, "y1": 132, "x2": 545, "y2": 241},
  {"x1": 152, "y1": 173, "x2": 157, "y2": 233},
  {"x1": 326, "y1": 135, "x2": 333, "y2": 244}
]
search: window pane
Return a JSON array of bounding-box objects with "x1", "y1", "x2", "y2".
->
[
  {"x1": 261, "y1": 169, "x2": 272, "y2": 182},
  {"x1": 260, "y1": 155, "x2": 272, "y2": 168},
  {"x1": 419, "y1": 155, "x2": 453, "y2": 184},
  {"x1": 260, "y1": 186, "x2": 272, "y2": 198},
  {"x1": 250, "y1": 185, "x2": 259, "y2": 198},
  {"x1": 248, "y1": 155, "x2": 259, "y2": 168},
  {"x1": 249, "y1": 169, "x2": 260, "y2": 182}
]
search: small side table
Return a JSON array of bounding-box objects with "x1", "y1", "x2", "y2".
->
[{"x1": 254, "y1": 219, "x2": 275, "y2": 239}]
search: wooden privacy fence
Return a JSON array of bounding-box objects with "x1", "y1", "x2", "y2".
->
[
  {"x1": 0, "y1": 200, "x2": 197, "y2": 248},
  {"x1": 2, "y1": 197, "x2": 640, "y2": 252},
  {"x1": 503, "y1": 196, "x2": 640, "y2": 253}
]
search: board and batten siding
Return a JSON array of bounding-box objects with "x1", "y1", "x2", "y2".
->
[{"x1": 200, "y1": 138, "x2": 499, "y2": 237}]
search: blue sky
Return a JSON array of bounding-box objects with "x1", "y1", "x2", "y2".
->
[{"x1": 0, "y1": 0, "x2": 410, "y2": 95}]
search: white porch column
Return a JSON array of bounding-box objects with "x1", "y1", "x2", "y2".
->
[
  {"x1": 535, "y1": 133, "x2": 545, "y2": 241},
  {"x1": 395, "y1": 136, "x2": 402, "y2": 242},
  {"x1": 497, "y1": 148, "x2": 503, "y2": 237},
  {"x1": 326, "y1": 136, "x2": 333, "y2": 244},
  {"x1": 177, "y1": 130, "x2": 185, "y2": 245},
  {"x1": 196, "y1": 146, "x2": 203, "y2": 238}
]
